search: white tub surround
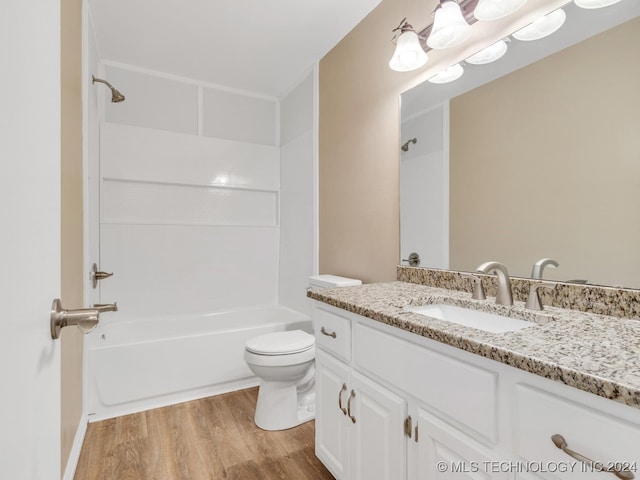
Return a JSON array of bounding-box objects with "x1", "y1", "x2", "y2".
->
[{"x1": 86, "y1": 306, "x2": 311, "y2": 421}]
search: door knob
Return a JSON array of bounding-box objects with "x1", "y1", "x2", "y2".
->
[
  {"x1": 91, "y1": 263, "x2": 113, "y2": 289},
  {"x1": 50, "y1": 299, "x2": 100, "y2": 339}
]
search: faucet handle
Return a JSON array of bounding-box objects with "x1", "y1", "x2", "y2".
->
[
  {"x1": 526, "y1": 281, "x2": 556, "y2": 311},
  {"x1": 461, "y1": 273, "x2": 486, "y2": 300}
]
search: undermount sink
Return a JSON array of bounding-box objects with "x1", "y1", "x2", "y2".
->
[{"x1": 405, "y1": 304, "x2": 535, "y2": 333}]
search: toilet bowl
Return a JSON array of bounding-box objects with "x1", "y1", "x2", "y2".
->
[
  {"x1": 244, "y1": 329, "x2": 316, "y2": 431},
  {"x1": 244, "y1": 275, "x2": 361, "y2": 431}
]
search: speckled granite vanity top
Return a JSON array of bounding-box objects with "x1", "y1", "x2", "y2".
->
[{"x1": 308, "y1": 281, "x2": 640, "y2": 409}]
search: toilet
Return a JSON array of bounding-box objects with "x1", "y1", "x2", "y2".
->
[{"x1": 244, "y1": 274, "x2": 362, "y2": 431}]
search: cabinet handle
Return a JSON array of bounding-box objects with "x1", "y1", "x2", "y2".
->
[
  {"x1": 347, "y1": 389, "x2": 356, "y2": 423},
  {"x1": 320, "y1": 326, "x2": 337, "y2": 338},
  {"x1": 551, "y1": 434, "x2": 635, "y2": 480},
  {"x1": 404, "y1": 415, "x2": 412, "y2": 438},
  {"x1": 338, "y1": 383, "x2": 347, "y2": 415}
]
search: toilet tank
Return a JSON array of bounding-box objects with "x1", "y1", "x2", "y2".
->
[{"x1": 308, "y1": 274, "x2": 362, "y2": 289}]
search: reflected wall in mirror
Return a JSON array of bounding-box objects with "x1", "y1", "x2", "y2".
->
[{"x1": 400, "y1": 1, "x2": 640, "y2": 288}]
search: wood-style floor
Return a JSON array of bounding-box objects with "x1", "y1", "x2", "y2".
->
[{"x1": 74, "y1": 387, "x2": 335, "y2": 480}]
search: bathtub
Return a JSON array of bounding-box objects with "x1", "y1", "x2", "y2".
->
[{"x1": 86, "y1": 305, "x2": 311, "y2": 421}]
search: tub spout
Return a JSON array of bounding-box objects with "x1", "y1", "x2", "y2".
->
[{"x1": 94, "y1": 303, "x2": 118, "y2": 313}]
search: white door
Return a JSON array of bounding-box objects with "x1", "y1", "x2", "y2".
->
[
  {"x1": 416, "y1": 408, "x2": 508, "y2": 480},
  {"x1": 0, "y1": 1, "x2": 61, "y2": 478},
  {"x1": 350, "y1": 371, "x2": 407, "y2": 480},
  {"x1": 315, "y1": 350, "x2": 351, "y2": 480}
]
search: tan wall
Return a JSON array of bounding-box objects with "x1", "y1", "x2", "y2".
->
[
  {"x1": 318, "y1": 0, "x2": 566, "y2": 283},
  {"x1": 450, "y1": 17, "x2": 640, "y2": 287},
  {"x1": 61, "y1": 0, "x2": 84, "y2": 473}
]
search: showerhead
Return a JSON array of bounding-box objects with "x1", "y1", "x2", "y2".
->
[
  {"x1": 92, "y1": 75, "x2": 126, "y2": 103},
  {"x1": 401, "y1": 138, "x2": 417, "y2": 152}
]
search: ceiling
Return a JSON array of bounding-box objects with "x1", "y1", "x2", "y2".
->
[{"x1": 89, "y1": 0, "x2": 382, "y2": 98}]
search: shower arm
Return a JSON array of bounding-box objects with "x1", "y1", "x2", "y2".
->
[{"x1": 92, "y1": 75, "x2": 115, "y2": 90}]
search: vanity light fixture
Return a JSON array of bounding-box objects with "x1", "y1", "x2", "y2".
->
[
  {"x1": 389, "y1": 18, "x2": 429, "y2": 72},
  {"x1": 574, "y1": 0, "x2": 623, "y2": 8},
  {"x1": 474, "y1": 0, "x2": 528, "y2": 21},
  {"x1": 428, "y1": 63, "x2": 464, "y2": 83},
  {"x1": 465, "y1": 39, "x2": 508, "y2": 64},
  {"x1": 427, "y1": 0, "x2": 472, "y2": 49},
  {"x1": 512, "y1": 8, "x2": 566, "y2": 41}
]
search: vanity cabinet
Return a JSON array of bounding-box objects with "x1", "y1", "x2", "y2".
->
[
  {"x1": 416, "y1": 408, "x2": 509, "y2": 480},
  {"x1": 315, "y1": 346, "x2": 406, "y2": 480},
  {"x1": 312, "y1": 302, "x2": 640, "y2": 480}
]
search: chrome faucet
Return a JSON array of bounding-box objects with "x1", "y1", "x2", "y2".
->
[
  {"x1": 531, "y1": 258, "x2": 559, "y2": 279},
  {"x1": 476, "y1": 261, "x2": 513, "y2": 306}
]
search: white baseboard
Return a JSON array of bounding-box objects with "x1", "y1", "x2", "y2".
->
[{"x1": 62, "y1": 413, "x2": 88, "y2": 480}]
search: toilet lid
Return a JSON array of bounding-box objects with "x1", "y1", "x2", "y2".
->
[{"x1": 246, "y1": 330, "x2": 315, "y2": 355}]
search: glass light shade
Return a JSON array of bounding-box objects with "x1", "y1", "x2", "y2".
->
[
  {"x1": 574, "y1": 0, "x2": 623, "y2": 8},
  {"x1": 465, "y1": 40, "x2": 508, "y2": 64},
  {"x1": 512, "y1": 8, "x2": 566, "y2": 41},
  {"x1": 427, "y1": 1, "x2": 471, "y2": 49},
  {"x1": 428, "y1": 63, "x2": 464, "y2": 84},
  {"x1": 389, "y1": 30, "x2": 429, "y2": 72},
  {"x1": 474, "y1": 0, "x2": 528, "y2": 21}
]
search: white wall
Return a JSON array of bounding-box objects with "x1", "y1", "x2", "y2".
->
[
  {"x1": 279, "y1": 72, "x2": 316, "y2": 314},
  {"x1": 98, "y1": 65, "x2": 280, "y2": 319}
]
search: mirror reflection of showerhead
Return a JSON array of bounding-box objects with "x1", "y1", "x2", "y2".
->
[
  {"x1": 401, "y1": 138, "x2": 417, "y2": 152},
  {"x1": 92, "y1": 75, "x2": 126, "y2": 103}
]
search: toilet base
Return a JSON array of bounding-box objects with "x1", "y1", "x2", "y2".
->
[{"x1": 254, "y1": 381, "x2": 315, "y2": 431}]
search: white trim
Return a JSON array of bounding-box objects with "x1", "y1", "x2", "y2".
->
[
  {"x1": 442, "y1": 100, "x2": 450, "y2": 269},
  {"x1": 62, "y1": 414, "x2": 89, "y2": 480},
  {"x1": 101, "y1": 59, "x2": 278, "y2": 102},
  {"x1": 80, "y1": 5, "x2": 92, "y2": 473},
  {"x1": 82, "y1": 0, "x2": 91, "y2": 308},
  {"x1": 312, "y1": 63, "x2": 320, "y2": 275},
  {"x1": 86, "y1": 7, "x2": 102, "y2": 64}
]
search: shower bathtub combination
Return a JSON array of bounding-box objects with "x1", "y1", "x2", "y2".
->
[{"x1": 85, "y1": 305, "x2": 311, "y2": 421}]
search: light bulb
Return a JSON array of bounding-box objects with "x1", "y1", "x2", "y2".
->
[
  {"x1": 574, "y1": 0, "x2": 623, "y2": 8},
  {"x1": 465, "y1": 40, "x2": 508, "y2": 64},
  {"x1": 389, "y1": 29, "x2": 429, "y2": 72},
  {"x1": 474, "y1": 0, "x2": 528, "y2": 21},
  {"x1": 427, "y1": 1, "x2": 471, "y2": 49},
  {"x1": 428, "y1": 63, "x2": 464, "y2": 84},
  {"x1": 512, "y1": 8, "x2": 566, "y2": 42}
]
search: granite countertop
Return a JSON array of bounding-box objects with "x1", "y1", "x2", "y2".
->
[{"x1": 308, "y1": 281, "x2": 640, "y2": 409}]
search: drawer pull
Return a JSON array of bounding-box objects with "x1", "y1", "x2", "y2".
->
[
  {"x1": 551, "y1": 434, "x2": 635, "y2": 480},
  {"x1": 338, "y1": 383, "x2": 347, "y2": 415},
  {"x1": 320, "y1": 326, "x2": 337, "y2": 338},
  {"x1": 347, "y1": 389, "x2": 356, "y2": 424}
]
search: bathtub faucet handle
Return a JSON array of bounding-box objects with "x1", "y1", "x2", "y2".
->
[{"x1": 94, "y1": 303, "x2": 118, "y2": 313}]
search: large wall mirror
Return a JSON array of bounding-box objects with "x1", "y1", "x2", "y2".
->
[{"x1": 400, "y1": 1, "x2": 640, "y2": 289}]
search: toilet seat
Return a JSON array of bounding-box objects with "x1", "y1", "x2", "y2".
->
[{"x1": 246, "y1": 330, "x2": 315, "y2": 356}]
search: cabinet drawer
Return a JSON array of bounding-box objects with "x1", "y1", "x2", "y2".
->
[
  {"x1": 515, "y1": 384, "x2": 640, "y2": 480},
  {"x1": 353, "y1": 322, "x2": 498, "y2": 443},
  {"x1": 314, "y1": 307, "x2": 351, "y2": 361}
]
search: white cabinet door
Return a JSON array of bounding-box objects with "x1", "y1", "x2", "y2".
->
[
  {"x1": 416, "y1": 408, "x2": 510, "y2": 480},
  {"x1": 316, "y1": 349, "x2": 351, "y2": 480},
  {"x1": 350, "y1": 370, "x2": 407, "y2": 480}
]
